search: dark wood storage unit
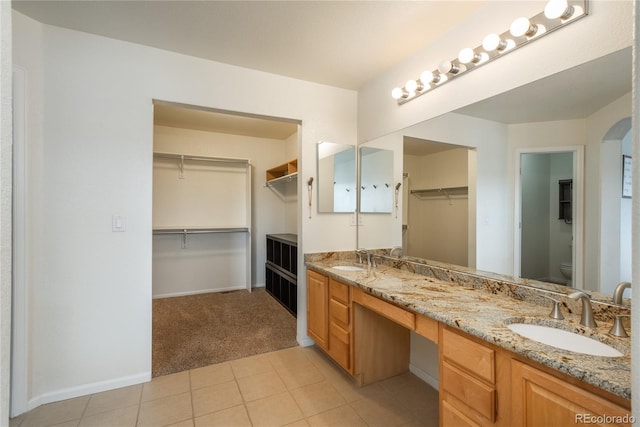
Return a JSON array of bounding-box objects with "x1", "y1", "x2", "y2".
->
[
  {"x1": 266, "y1": 234, "x2": 297, "y2": 316},
  {"x1": 558, "y1": 179, "x2": 572, "y2": 223}
]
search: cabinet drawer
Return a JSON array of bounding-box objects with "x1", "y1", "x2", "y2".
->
[
  {"x1": 329, "y1": 299, "x2": 349, "y2": 327},
  {"x1": 330, "y1": 322, "x2": 350, "y2": 344},
  {"x1": 329, "y1": 323, "x2": 351, "y2": 371},
  {"x1": 329, "y1": 279, "x2": 349, "y2": 304},
  {"x1": 415, "y1": 314, "x2": 438, "y2": 344},
  {"x1": 442, "y1": 327, "x2": 495, "y2": 384},
  {"x1": 441, "y1": 399, "x2": 481, "y2": 427},
  {"x1": 352, "y1": 288, "x2": 415, "y2": 330},
  {"x1": 442, "y1": 361, "x2": 495, "y2": 422}
]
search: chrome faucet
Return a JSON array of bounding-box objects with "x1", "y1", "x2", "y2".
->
[
  {"x1": 612, "y1": 282, "x2": 631, "y2": 305},
  {"x1": 389, "y1": 246, "x2": 403, "y2": 258},
  {"x1": 568, "y1": 291, "x2": 597, "y2": 328},
  {"x1": 609, "y1": 314, "x2": 630, "y2": 338},
  {"x1": 356, "y1": 248, "x2": 370, "y2": 266}
]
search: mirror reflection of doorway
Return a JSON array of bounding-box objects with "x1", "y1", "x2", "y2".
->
[
  {"x1": 403, "y1": 138, "x2": 476, "y2": 267},
  {"x1": 519, "y1": 152, "x2": 574, "y2": 285}
]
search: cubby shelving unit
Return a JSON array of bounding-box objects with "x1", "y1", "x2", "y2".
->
[{"x1": 265, "y1": 233, "x2": 297, "y2": 316}]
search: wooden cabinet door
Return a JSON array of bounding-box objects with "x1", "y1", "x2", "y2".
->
[
  {"x1": 306, "y1": 270, "x2": 329, "y2": 350},
  {"x1": 511, "y1": 360, "x2": 631, "y2": 427}
]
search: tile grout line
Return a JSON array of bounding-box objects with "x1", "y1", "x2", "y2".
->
[
  {"x1": 135, "y1": 381, "x2": 144, "y2": 427},
  {"x1": 188, "y1": 370, "x2": 195, "y2": 425}
]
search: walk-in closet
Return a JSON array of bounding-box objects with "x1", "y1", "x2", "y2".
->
[
  {"x1": 151, "y1": 101, "x2": 300, "y2": 376},
  {"x1": 403, "y1": 138, "x2": 476, "y2": 267}
]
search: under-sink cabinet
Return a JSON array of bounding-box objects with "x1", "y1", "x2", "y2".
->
[
  {"x1": 511, "y1": 359, "x2": 631, "y2": 427},
  {"x1": 305, "y1": 267, "x2": 631, "y2": 427},
  {"x1": 441, "y1": 325, "x2": 631, "y2": 427},
  {"x1": 306, "y1": 270, "x2": 354, "y2": 374},
  {"x1": 306, "y1": 270, "x2": 329, "y2": 350}
]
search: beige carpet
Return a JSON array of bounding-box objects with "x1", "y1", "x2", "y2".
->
[{"x1": 152, "y1": 288, "x2": 298, "y2": 377}]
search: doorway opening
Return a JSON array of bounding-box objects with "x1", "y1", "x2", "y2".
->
[
  {"x1": 515, "y1": 146, "x2": 584, "y2": 288},
  {"x1": 402, "y1": 137, "x2": 477, "y2": 268},
  {"x1": 151, "y1": 100, "x2": 300, "y2": 376}
]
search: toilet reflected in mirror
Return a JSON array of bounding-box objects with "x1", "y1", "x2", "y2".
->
[{"x1": 559, "y1": 261, "x2": 572, "y2": 286}]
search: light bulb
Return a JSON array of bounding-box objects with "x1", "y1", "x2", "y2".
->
[
  {"x1": 482, "y1": 33, "x2": 507, "y2": 52},
  {"x1": 544, "y1": 0, "x2": 574, "y2": 19},
  {"x1": 510, "y1": 17, "x2": 537, "y2": 37},
  {"x1": 438, "y1": 60, "x2": 459, "y2": 75},
  {"x1": 405, "y1": 79, "x2": 418, "y2": 92},
  {"x1": 458, "y1": 48, "x2": 479, "y2": 64},
  {"x1": 420, "y1": 70, "x2": 434, "y2": 84},
  {"x1": 391, "y1": 87, "x2": 405, "y2": 100}
]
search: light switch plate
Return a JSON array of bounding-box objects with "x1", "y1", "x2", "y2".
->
[{"x1": 112, "y1": 215, "x2": 126, "y2": 232}]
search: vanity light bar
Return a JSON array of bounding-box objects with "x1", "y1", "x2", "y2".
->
[{"x1": 392, "y1": 0, "x2": 588, "y2": 105}]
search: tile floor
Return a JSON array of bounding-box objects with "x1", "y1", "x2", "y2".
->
[{"x1": 10, "y1": 346, "x2": 439, "y2": 427}]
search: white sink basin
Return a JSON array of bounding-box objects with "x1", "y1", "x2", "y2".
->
[
  {"x1": 331, "y1": 265, "x2": 365, "y2": 272},
  {"x1": 507, "y1": 323, "x2": 623, "y2": 357}
]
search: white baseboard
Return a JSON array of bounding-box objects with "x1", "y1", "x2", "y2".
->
[
  {"x1": 297, "y1": 334, "x2": 315, "y2": 347},
  {"x1": 25, "y1": 372, "x2": 150, "y2": 414},
  {"x1": 152, "y1": 286, "x2": 247, "y2": 299},
  {"x1": 409, "y1": 363, "x2": 439, "y2": 391}
]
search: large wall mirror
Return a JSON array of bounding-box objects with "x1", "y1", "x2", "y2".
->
[
  {"x1": 317, "y1": 141, "x2": 356, "y2": 213},
  {"x1": 359, "y1": 147, "x2": 393, "y2": 213},
  {"x1": 357, "y1": 46, "x2": 631, "y2": 297}
]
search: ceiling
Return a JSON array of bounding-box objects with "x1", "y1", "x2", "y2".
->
[
  {"x1": 12, "y1": 1, "x2": 632, "y2": 137},
  {"x1": 12, "y1": 0, "x2": 488, "y2": 91},
  {"x1": 455, "y1": 47, "x2": 632, "y2": 124}
]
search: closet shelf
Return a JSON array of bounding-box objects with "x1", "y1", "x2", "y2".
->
[
  {"x1": 154, "y1": 152, "x2": 250, "y2": 165},
  {"x1": 410, "y1": 186, "x2": 468, "y2": 200},
  {"x1": 266, "y1": 158, "x2": 298, "y2": 183},
  {"x1": 153, "y1": 226, "x2": 249, "y2": 235}
]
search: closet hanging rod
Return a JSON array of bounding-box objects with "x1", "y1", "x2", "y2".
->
[
  {"x1": 153, "y1": 227, "x2": 249, "y2": 235},
  {"x1": 265, "y1": 172, "x2": 298, "y2": 187},
  {"x1": 153, "y1": 152, "x2": 250, "y2": 165}
]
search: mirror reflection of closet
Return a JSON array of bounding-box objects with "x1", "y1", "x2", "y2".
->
[
  {"x1": 317, "y1": 142, "x2": 356, "y2": 213},
  {"x1": 403, "y1": 138, "x2": 476, "y2": 267},
  {"x1": 359, "y1": 147, "x2": 394, "y2": 213}
]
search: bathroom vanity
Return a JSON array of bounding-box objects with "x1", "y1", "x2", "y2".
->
[{"x1": 305, "y1": 254, "x2": 631, "y2": 427}]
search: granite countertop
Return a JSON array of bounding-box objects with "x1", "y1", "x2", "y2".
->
[{"x1": 305, "y1": 259, "x2": 631, "y2": 400}]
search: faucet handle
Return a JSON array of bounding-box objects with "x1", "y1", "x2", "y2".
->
[
  {"x1": 609, "y1": 314, "x2": 630, "y2": 338},
  {"x1": 541, "y1": 295, "x2": 564, "y2": 320}
]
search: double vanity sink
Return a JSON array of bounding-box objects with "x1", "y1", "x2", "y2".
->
[
  {"x1": 506, "y1": 321, "x2": 623, "y2": 358},
  {"x1": 318, "y1": 258, "x2": 631, "y2": 400}
]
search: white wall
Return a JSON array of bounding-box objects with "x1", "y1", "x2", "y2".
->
[
  {"x1": 12, "y1": 11, "x2": 357, "y2": 414},
  {"x1": 0, "y1": 1, "x2": 12, "y2": 423}
]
